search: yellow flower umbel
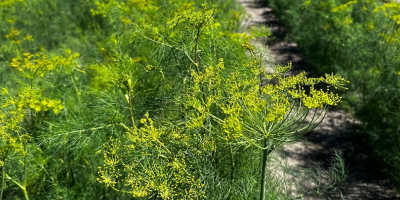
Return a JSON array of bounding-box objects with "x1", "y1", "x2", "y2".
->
[
  {"x1": 0, "y1": 104, "x2": 25, "y2": 162},
  {"x1": 5, "y1": 50, "x2": 79, "y2": 115},
  {"x1": 185, "y1": 60, "x2": 347, "y2": 146},
  {"x1": 332, "y1": 1, "x2": 357, "y2": 13},
  {"x1": 374, "y1": 2, "x2": 400, "y2": 44},
  {"x1": 220, "y1": 100, "x2": 243, "y2": 140},
  {"x1": 98, "y1": 113, "x2": 205, "y2": 199},
  {"x1": 1, "y1": 87, "x2": 63, "y2": 114},
  {"x1": 10, "y1": 50, "x2": 79, "y2": 80}
]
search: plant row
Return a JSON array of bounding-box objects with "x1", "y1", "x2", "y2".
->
[{"x1": 0, "y1": 0, "x2": 347, "y2": 199}]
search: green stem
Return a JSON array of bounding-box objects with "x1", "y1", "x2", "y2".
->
[
  {"x1": 1, "y1": 165, "x2": 4, "y2": 200},
  {"x1": 22, "y1": 188, "x2": 29, "y2": 200},
  {"x1": 258, "y1": 52, "x2": 267, "y2": 200},
  {"x1": 193, "y1": 28, "x2": 207, "y2": 105},
  {"x1": 228, "y1": 142, "x2": 235, "y2": 200},
  {"x1": 155, "y1": 138, "x2": 175, "y2": 160},
  {"x1": 23, "y1": 142, "x2": 29, "y2": 200},
  {"x1": 194, "y1": 28, "x2": 200, "y2": 71},
  {"x1": 259, "y1": 138, "x2": 270, "y2": 200},
  {"x1": 23, "y1": 143, "x2": 27, "y2": 188},
  {"x1": 124, "y1": 82, "x2": 135, "y2": 127},
  {"x1": 5, "y1": 173, "x2": 29, "y2": 200},
  {"x1": 229, "y1": 143, "x2": 235, "y2": 181},
  {"x1": 71, "y1": 76, "x2": 81, "y2": 104}
]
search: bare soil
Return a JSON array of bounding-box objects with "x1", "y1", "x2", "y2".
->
[{"x1": 237, "y1": 0, "x2": 400, "y2": 199}]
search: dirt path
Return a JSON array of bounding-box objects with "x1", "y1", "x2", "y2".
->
[{"x1": 237, "y1": 0, "x2": 400, "y2": 199}]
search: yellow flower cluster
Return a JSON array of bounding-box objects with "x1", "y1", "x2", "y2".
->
[
  {"x1": 144, "y1": 64, "x2": 155, "y2": 72},
  {"x1": 365, "y1": 22, "x2": 375, "y2": 32},
  {"x1": 10, "y1": 50, "x2": 79, "y2": 79},
  {"x1": 11, "y1": 53, "x2": 52, "y2": 79},
  {"x1": 229, "y1": 32, "x2": 252, "y2": 48},
  {"x1": 0, "y1": 0, "x2": 23, "y2": 8},
  {"x1": 167, "y1": 2, "x2": 214, "y2": 31},
  {"x1": 324, "y1": 73, "x2": 349, "y2": 89},
  {"x1": 185, "y1": 112, "x2": 206, "y2": 130},
  {"x1": 373, "y1": 2, "x2": 400, "y2": 44},
  {"x1": 90, "y1": 0, "x2": 119, "y2": 18},
  {"x1": 1, "y1": 87, "x2": 63, "y2": 114},
  {"x1": 135, "y1": 112, "x2": 167, "y2": 144},
  {"x1": 265, "y1": 100, "x2": 290, "y2": 122},
  {"x1": 185, "y1": 59, "x2": 226, "y2": 131},
  {"x1": 261, "y1": 66, "x2": 344, "y2": 122},
  {"x1": 187, "y1": 7, "x2": 214, "y2": 29},
  {"x1": 1, "y1": 87, "x2": 31, "y2": 166},
  {"x1": 23, "y1": 34, "x2": 34, "y2": 42},
  {"x1": 243, "y1": 90, "x2": 267, "y2": 112},
  {"x1": 90, "y1": 0, "x2": 158, "y2": 21},
  {"x1": 97, "y1": 139, "x2": 121, "y2": 188},
  {"x1": 392, "y1": 14, "x2": 400, "y2": 25},
  {"x1": 5, "y1": 28, "x2": 34, "y2": 44},
  {"x1": 332, "y1": 1, "x2": 358, "y2": 13},
  {"x1": 374, "y1": 2, "x2": 400, "y2": 16},
  {"x1": 5, "y1": 29, "x2": 20, "y2": 39},
  {"x1": 0, "y1": 109, "x2": 26, "y2": 162},
  {"x1": 220, "y1": 101, "x2": 243, "y2": 140},
  {"x1": 185, "y1": 58, "x2": 347, "y2": 147},
  {"x1": 302, "y1": 88, "x2": 341, "y2": 108},
  {"x1": 99, "y1": 113, "x2": 205, "y2": 199},
  {"x1": 121, "y1": 158, "x2": 204, "y2": 199},
  {"x1": 261, "y1": 84, "x2": 289, "y2": 122},
  {"x1": 343, "y1": 16, "x2": 354, "y2": 26}
]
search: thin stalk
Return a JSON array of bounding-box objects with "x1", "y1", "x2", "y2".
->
[
  {"x1": 5, "y1": 173, "x2": 29, "y2": 200},
  {"x1": 193, "y1": 28, "x2": 207, "y2": 104},
  {"x1": 259, "y1": 138, "x2": 270, "y2": 200},
  {"x1": 1, "y1": 165, "x2": 4, "y2": 200},
  {"x1": 227, "y1": 142, "x2": 235, "y2": 200},
  {"x1": 128, "y1": 93, "x2": 135, "y2": 127},
  {"x1": 229, "y1": 143, "x2": 235, "y2": 181},
  {"x1": 29, "y1": 79, "x2": 36, "y2": 138},
  {"x1": 258, "y1": 53, "x2": 269, "y2": 200},
  {"x1": 23, "y1": 142, "x2": 28, "y2": 200},
  {"x1": 71, "y1": 76, "x2": 81, "y2": 104},
  {"x1": 194, "y1": 28, "x2": 201, "y2": 72},
  {"x1": 22, "y1": 188, "x2": 29, "y2": 200},
  {"x1": 155, "y1": 138, "x2": 175, "y2": 160},
  {"x1": 124, "y1": 82, "x2": 135, "y2": 127}
]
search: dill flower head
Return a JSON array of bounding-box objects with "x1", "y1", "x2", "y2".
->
[{"x1": 10, "y1": 51, "x2": 79, "y2": 79}]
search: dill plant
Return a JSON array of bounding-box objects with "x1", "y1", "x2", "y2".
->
[
  {"x1": 0, "y1": 0, "x2": 122, "y2": 88},
  {"x1": 0, "y1": 0, "x2": 348, "y2": 199},
  {"x1": 0, "y1": 0, "x2": 129, "y2": 199},
  {"x1": 0, "y1": 50, "x2": 79, "y2": 199},
  {"x1": 268, "y1": 0, "x2": 400, "y2": 189},
  {"x1": 88, "y1": 1, "x2": 347, "y2": 199}
]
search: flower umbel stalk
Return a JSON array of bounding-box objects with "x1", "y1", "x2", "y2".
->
[
  {"x1": 5, "y1": 173, "x2": 29, "y2": 200},
  {"x1": 194, "y1": 27, "x2": 207, "y2": 105},
  {"x1": 0, "y1": 165, "x2": 4, "y2": 200},
  {"x1": 123, "y1": 81, "x2": 135, "y2": 127},
  {"x1": 259, "y1": 138, "x2": 272, "y2": 200}
]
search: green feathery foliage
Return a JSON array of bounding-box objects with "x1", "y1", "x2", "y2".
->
[{"x1": 0, "y1": 0, "x2": 347, "y2": 199}]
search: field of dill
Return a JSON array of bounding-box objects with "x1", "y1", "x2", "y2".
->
[{"x1": 0, "y1": 0, "x2": 347, "y2": 199}]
